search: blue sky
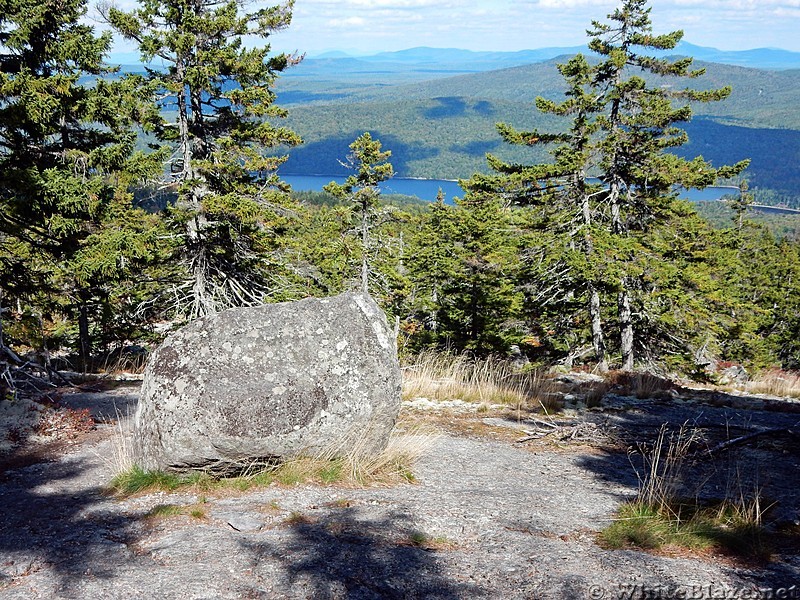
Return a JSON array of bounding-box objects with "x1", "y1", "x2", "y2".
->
[{"x1": 105, "y1": 0, "x2": 800, "y2": 59}]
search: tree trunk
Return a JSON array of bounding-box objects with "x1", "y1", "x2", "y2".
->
[
  {"x1": 618, "y1": 284, "x2": 634, "y2": 371},
  {"x1": 192, "y1": 246, "x2": 209, "y2": 319},
  {"x1": 609, "y1": 179, "x2": 623, "y2": 235},
  {"x1": 590, "y1": 285, "x2": 608, "y2": 372},
  {"x1": 78, "y1": 300, "x2": 91, "y2": 374},
  {"x1": 579, "y1": 173, "x2": 607, "y2": 372},
  {"x1": 0, "y1": 285, "x2": 4, "y2": 351},
  {"x1": 361, "y1": 200, "x2": 369, "y2": 294}
]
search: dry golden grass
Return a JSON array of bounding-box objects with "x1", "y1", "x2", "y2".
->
[
  {"x1": 109, "y1": 406, "x2": 134, "y2": 474},
  {"x1": 634, "y1": 423, "x2": 699, "y2": 514},
  {"x1": 604, "y1": 371, "x2": 676, "y2": 400},
  {"x1": 108, "y1": 417, "x2": 439, "y2": 496},
  {"x1": 312, "y1": 420, "x2": 439, "y2": 487},
  {"x1": 402, "y1": 350, "x2": 559, "y2": 409},
  {"x1": 98, "y1": 349, "x2": 149, "y2": 376},
  {"x1": 743, "y1": 370, "x2": 800, "y2": 399},
  {"x1": 90, "y1": 404, "x2": 135, "y2": 479}
]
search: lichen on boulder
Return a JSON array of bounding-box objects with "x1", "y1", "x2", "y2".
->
[{"x1": 133, "y1": 292, "x2": 401, "y2": 472}]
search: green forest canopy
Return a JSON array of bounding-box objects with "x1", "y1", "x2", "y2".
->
[{"x1": 1, "y1": 0, "x2": 799, "y2": 385}]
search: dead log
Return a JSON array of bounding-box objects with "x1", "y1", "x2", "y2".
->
[{"x1": 697, "y1": 424, "x2": 799, "y2": 457}]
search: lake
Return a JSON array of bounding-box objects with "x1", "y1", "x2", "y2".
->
[
  {"x1": 284, "y1": 175, "x2": 464, "y2": 202},
  {"x1": 283, "y1": 174, "x2": 739, "y2": 204}
]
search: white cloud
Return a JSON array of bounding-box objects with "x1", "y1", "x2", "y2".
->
[
  {"x1": 103, "y1": 0, "x2": 800, "y2": 58},
  {"x1": 335, "y1": 0, "x2": 442, "y2": 6},
  {"x1": 327, "y1": 16, "x2": 368, "y2": 28},
  {"x1": 534, "y1": 0, "x2": 614, "y2": 7}
]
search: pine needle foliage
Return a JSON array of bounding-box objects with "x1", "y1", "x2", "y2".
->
[
  {"x1": 461, "y1": 0, "x2": 750, "y2": 370},
  {"x1": 0, "y1": 0, "x2": 163, "y2": 367},
  {"x1": 105, "y1": 0, "x2": 302, "y2": 320}
]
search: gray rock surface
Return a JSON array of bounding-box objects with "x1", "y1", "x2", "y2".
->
[
  {"x1": 134, "y1": 293, "x2": 401, "y2": 472},
  {"x1": 719, "y1": 364, "x2": 749, "y2": 385},
  {"x1": 2, "y1": 383, "x2": 800, "y2": 598}
]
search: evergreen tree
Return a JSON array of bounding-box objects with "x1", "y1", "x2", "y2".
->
[
  {"x1": 588, "y1": 0, "x2": 749, "y2": 369},
  {"x1": 0, "y1": 0, "x2": 160, "y2": 369},
  {"x1": 437, "y1": 193, "x2": 522, "y2": 355},
  {"x1": 105, "y1": 0, "x2": 301, "y2": 319},
  {"x1": 464, "y1": 54, "x2": 611, "y2": 368},
  {"x1": 458, "y1": 0, "x2": 749, "y2": 370},
  {"x1": 402, "y1": 192, "x2": 459, "y2": 350},
  {"x1": 727, "y1": 179, "x2": 754, "y2": 231},
  {"x1": 769, "y1": 239, "x2": 800, "y2": 369},
  {"x1": 324, "y1": 132, "x2": 394, "y2": 294}
]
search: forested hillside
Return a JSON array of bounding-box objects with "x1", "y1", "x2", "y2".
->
[
  {"x1": 2, "y1": 0, "x2": 800, "y2": 390},
  {"x1": 276, "y1": 59, "x2": 800, "y2": 206}
]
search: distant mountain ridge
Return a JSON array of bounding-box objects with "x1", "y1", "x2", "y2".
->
[
  {"x1": 297, "y1": 42, "x2": 800, "y2": 71},
  {"x1": 273, "y1": 53, "x2": 800, "y2": 203},
  {"x1": 109, "y1": 42, "x2": 800, "y2": 72},
  {"x1": 105, "y1": 41, "x2": 800, "y2": 203}
]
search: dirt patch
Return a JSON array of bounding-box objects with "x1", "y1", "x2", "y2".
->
[{"x1": 1, "y1": 384, "x2": 799, "y2": 599}]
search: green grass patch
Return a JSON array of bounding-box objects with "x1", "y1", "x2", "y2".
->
[
  {"x1": 109, "y1": 463, "x2": 297, "y2": 497},
  {"x1": 599, "y1": 501, "x2": 771, "y2": 561},
  {"x1": 110, "y1": 466, "x2": 186, "y2": 495},
  {"x1": 146, "y1": 503, "x2": 207, "y2": 520},
  {"x1": 108, "y1": 426, "x2": 435, "y2": 497},
  {"x1": 108, "y1": 454, "x2": 396, "y2": 497},
  {"x1": 402, "y1": 530, "x2": 457, "y2": 551},
  {"x1": 146, "y1": 504, "x2": 184, "y2": 518}
]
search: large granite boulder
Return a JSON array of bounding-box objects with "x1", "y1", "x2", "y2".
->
[{"x1": 134, "y1": 293, "x2": 401, "y2": 472}]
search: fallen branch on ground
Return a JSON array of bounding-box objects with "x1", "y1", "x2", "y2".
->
[
  {"x1": 515, "y1": 421, "x2": 605, "y2": 444},
  {"x1": 694, "y1": 423, "x2": 799, "y2": 458}
]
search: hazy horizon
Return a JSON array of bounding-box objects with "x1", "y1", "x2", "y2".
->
[
  {"x1": 99, "y1": 0, "x2": 800, "y2": 61},
  {"x1": 107, "y1": 40, "x2": 800, "y2": 65}
]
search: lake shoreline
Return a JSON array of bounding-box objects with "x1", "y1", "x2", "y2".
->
[{"x1": 283, "y1": 174, "x2": 748, "y2": 204}]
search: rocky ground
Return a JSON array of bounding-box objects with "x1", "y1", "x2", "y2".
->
[{"x1": 1, "y1": 380, "x2": 799, "y2": 599}]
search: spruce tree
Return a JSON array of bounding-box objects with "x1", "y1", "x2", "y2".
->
[
  {"x1": 0, "y1": 0, "x2": 160, "y2": 370},
  {"x1": 461, "y1": 0, "x2": 749, "y2": 369},
  {"x1": 324, "y1": 132, "x2": 394, "y2": 294},
  {"x1": 465, "y1": 54, "x2": 611, "y2": 368},
  {"x1": 403, "y1": 192, "x2": 458, "y2": 349},
  {"x1": 728, "y1": 180, "x2": 754, "y2": 231},
  {"x1": 588, "y1": 0, "x2": 748, "y2": 369},
  {"x1": 437, "y1": 192, "x2": 522, "y2": 355},
  {"x1": 105, "y1": 0, "x2": 301, "y2": 319}
]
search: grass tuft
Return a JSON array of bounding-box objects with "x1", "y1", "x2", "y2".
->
[
  {"x1": 401, "y1": 530, "x2": 457, "y2": 551},
  {"x1": 146, "y1": 504, "x2": 184, "y2": 518},
  {"x1": 146, "y1": 502, "x2": 208, "y2": 520},
  {"x1": 599, "y1": 500, "x2": 770, "y2": 560},
  {"x1": 283, "y1": 511, "x2": 316, "y2": 526},
  {"x1": 402, "y1": 350, "x2": 558, "y2": 409},
  {"x1": 600, "y1": 423, "x2": 771, "y2": 561},
  {"x1": 108, "y1": 421, "x2": 438, "y2": 497},
  {"x1": 110, "y1": 465, "x2": 185, "y2": 495}
]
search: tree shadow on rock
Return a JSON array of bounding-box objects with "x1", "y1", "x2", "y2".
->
[
  {"x1": 0, "y1": 454, "x2": 145, "y2": 595},
  {"x1": 571, "y1": 396, "x2": 800, "y2": 588},
  {"x1": 241, "y1": 506, "x2": 483, "y2": 599}
]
